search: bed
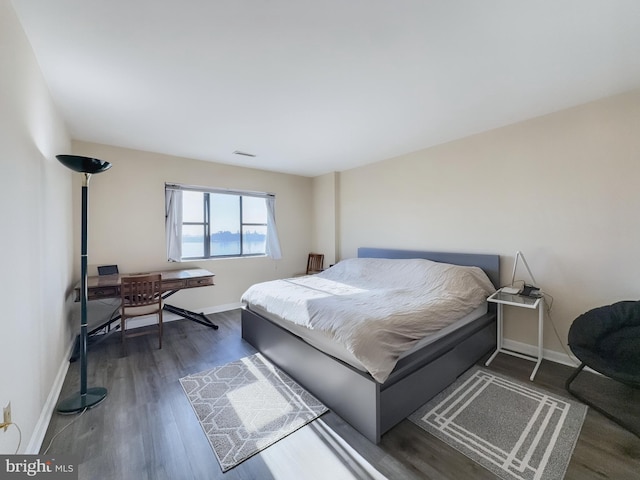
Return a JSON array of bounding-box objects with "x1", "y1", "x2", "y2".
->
[{"x1": 241, "y1": 247, "x2": 500, "y2": 443}]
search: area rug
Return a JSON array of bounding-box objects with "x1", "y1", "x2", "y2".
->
[
  {"x1": 409, "y1": 367, "x2": 587, "y2": 480},
  {"x1": 180, "y1": 353, "x2": 328, "y2": 472}
]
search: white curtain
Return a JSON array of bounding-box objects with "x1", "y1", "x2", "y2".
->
[
  {"x1": 165, "y1": 189, "x2": 183, "y2": 262},
  {"x1": 265, "y1": 196, "x2": 282, "y2": 260}
]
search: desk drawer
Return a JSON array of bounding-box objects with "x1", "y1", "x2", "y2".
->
[
  {"x1": 88, "y1": 287, "x2": 118, "y2": 300},
  {"x1": 163, "y1": 280, "x2": 187, "y2": 291},
  {"x1": 187, "y1": 277, "x2": 213, "y2": 288}
]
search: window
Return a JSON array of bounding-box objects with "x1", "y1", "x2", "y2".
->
[{"x1": 165, "y1": 184, "x2": 281, "y2": 261}]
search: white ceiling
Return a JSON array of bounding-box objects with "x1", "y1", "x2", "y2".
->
[{"x1": 12, "y1": 0, "x2": 640, "y2": 177}]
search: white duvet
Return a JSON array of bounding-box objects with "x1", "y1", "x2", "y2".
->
[{"x1": 241, "y1": 257, "x2": 496, "y2": 383}]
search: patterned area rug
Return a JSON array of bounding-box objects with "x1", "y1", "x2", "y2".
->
[
  {"x1": 180, "y1": 353, "x2": 328, "y2": 472},
  {"x1": 409, "y1": 367, "x2": 587, "y2": 480}
]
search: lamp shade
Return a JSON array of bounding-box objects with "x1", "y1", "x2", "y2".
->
[{"x1": 56, "y1": 154, "x2": 112, "y2": 174}]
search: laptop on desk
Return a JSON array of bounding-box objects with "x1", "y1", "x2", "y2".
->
[{"x1": 97, "y1": 265, "x2": 119, "y2": 276}]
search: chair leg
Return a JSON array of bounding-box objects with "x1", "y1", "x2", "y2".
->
[
  {"x1": 158, "y1": 310, "x2": 163, "y2": 350},
  {"x1": 565, "y1": 362, "x2": 586, "y2": 392},
  {"x1": 121, "y1": 316, "x2": 127, "y2": 355},
  {"x1": 566, "y1": 362, "x2": 640, "y2": 438}
]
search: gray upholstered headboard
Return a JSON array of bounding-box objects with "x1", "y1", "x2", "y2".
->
[{"x1": 357, "y1": 247, "x2": 500, "y2": 289}]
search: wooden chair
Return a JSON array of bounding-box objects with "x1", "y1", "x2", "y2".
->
[
  {"x1": 306, "y1": 253, "x2": 325, "y2": 275},
  {"x1": 120, "y1": 273, "x2": 163, "y2": 353}
]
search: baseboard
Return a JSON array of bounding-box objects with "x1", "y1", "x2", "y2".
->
[
  {"x1": 200, "y1": 302, "x2": 243, "y2": 315},
  {"x1": 25, "y1": 339, "x2": 75, "y2": 454},
  {"x1": 501, "y1": 338, "x2": 580, "y2": 368}
]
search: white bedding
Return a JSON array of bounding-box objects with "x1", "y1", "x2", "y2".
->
[
  {"x1": 248, "y1": 302, "x2": 488, "y2": 373},
  {"x1": 241, "y1": 257, "x2": 496, "y2": 383}
]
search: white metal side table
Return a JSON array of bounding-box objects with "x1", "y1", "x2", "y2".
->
[{"x1": 485, "y1": 289, "x2": 544, "y2": 380}]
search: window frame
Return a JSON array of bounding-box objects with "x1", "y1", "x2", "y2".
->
[{"x1": 166, "y1": 184, "x2": 273, "y2": 261}]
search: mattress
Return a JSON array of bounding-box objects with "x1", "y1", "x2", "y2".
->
[
  {"x1": 246, "y1": 302, "x2": 488, "y2": 372},
  {"x1": 241, "y1": 257, "x2": 496, "y2": 383}
]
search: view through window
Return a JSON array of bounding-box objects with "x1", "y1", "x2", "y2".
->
[{"x1": 181, "y1": 190, "x2": 268, "y2": 259}]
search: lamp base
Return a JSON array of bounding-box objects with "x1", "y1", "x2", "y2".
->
[{"x1": 56, "y1": 387, "x2": 108, "y2": 414}]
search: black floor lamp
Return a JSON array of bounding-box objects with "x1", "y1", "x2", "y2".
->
[{"x1": 56, "y1": 155, "x2": 112, "y2": 414}]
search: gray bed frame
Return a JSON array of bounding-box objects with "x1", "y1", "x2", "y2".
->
[{"x1": 241, "y1": 247, "x2": 500, "y2": 443}]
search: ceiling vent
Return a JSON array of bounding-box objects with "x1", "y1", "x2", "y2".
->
[{"x1": 233, "y1": 150, "x2": 256, "y2": 158}]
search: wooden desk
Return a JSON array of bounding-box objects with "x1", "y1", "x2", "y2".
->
[
  {"x1": 72, "y1": 269, "x2": 217, "y2": 357},
  {"x1": 77, "y1": 268, "x2": 215, "y2": 302}
]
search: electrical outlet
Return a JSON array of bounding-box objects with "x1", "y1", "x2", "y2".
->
[{"x1": 3, "y1": 402, "x2": 11, "y2": 432}]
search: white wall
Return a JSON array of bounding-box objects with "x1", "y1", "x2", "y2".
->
[
  {"x1": 0, "y1": 0, "x2": 73, "y2": 453},
  {"x1": 311, "y1": 172, "x2": 339, "y2": 266},
  {"x1": 335, "y1": 89, "x2": 640, "y2": 357},
  {"x1": 71, "y1": 141, "x2": 314, "y2": 311}
]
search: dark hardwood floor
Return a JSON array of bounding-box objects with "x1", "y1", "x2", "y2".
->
[{"x1": 41, "y1": 310, "x2": 640, "y2": 479}]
